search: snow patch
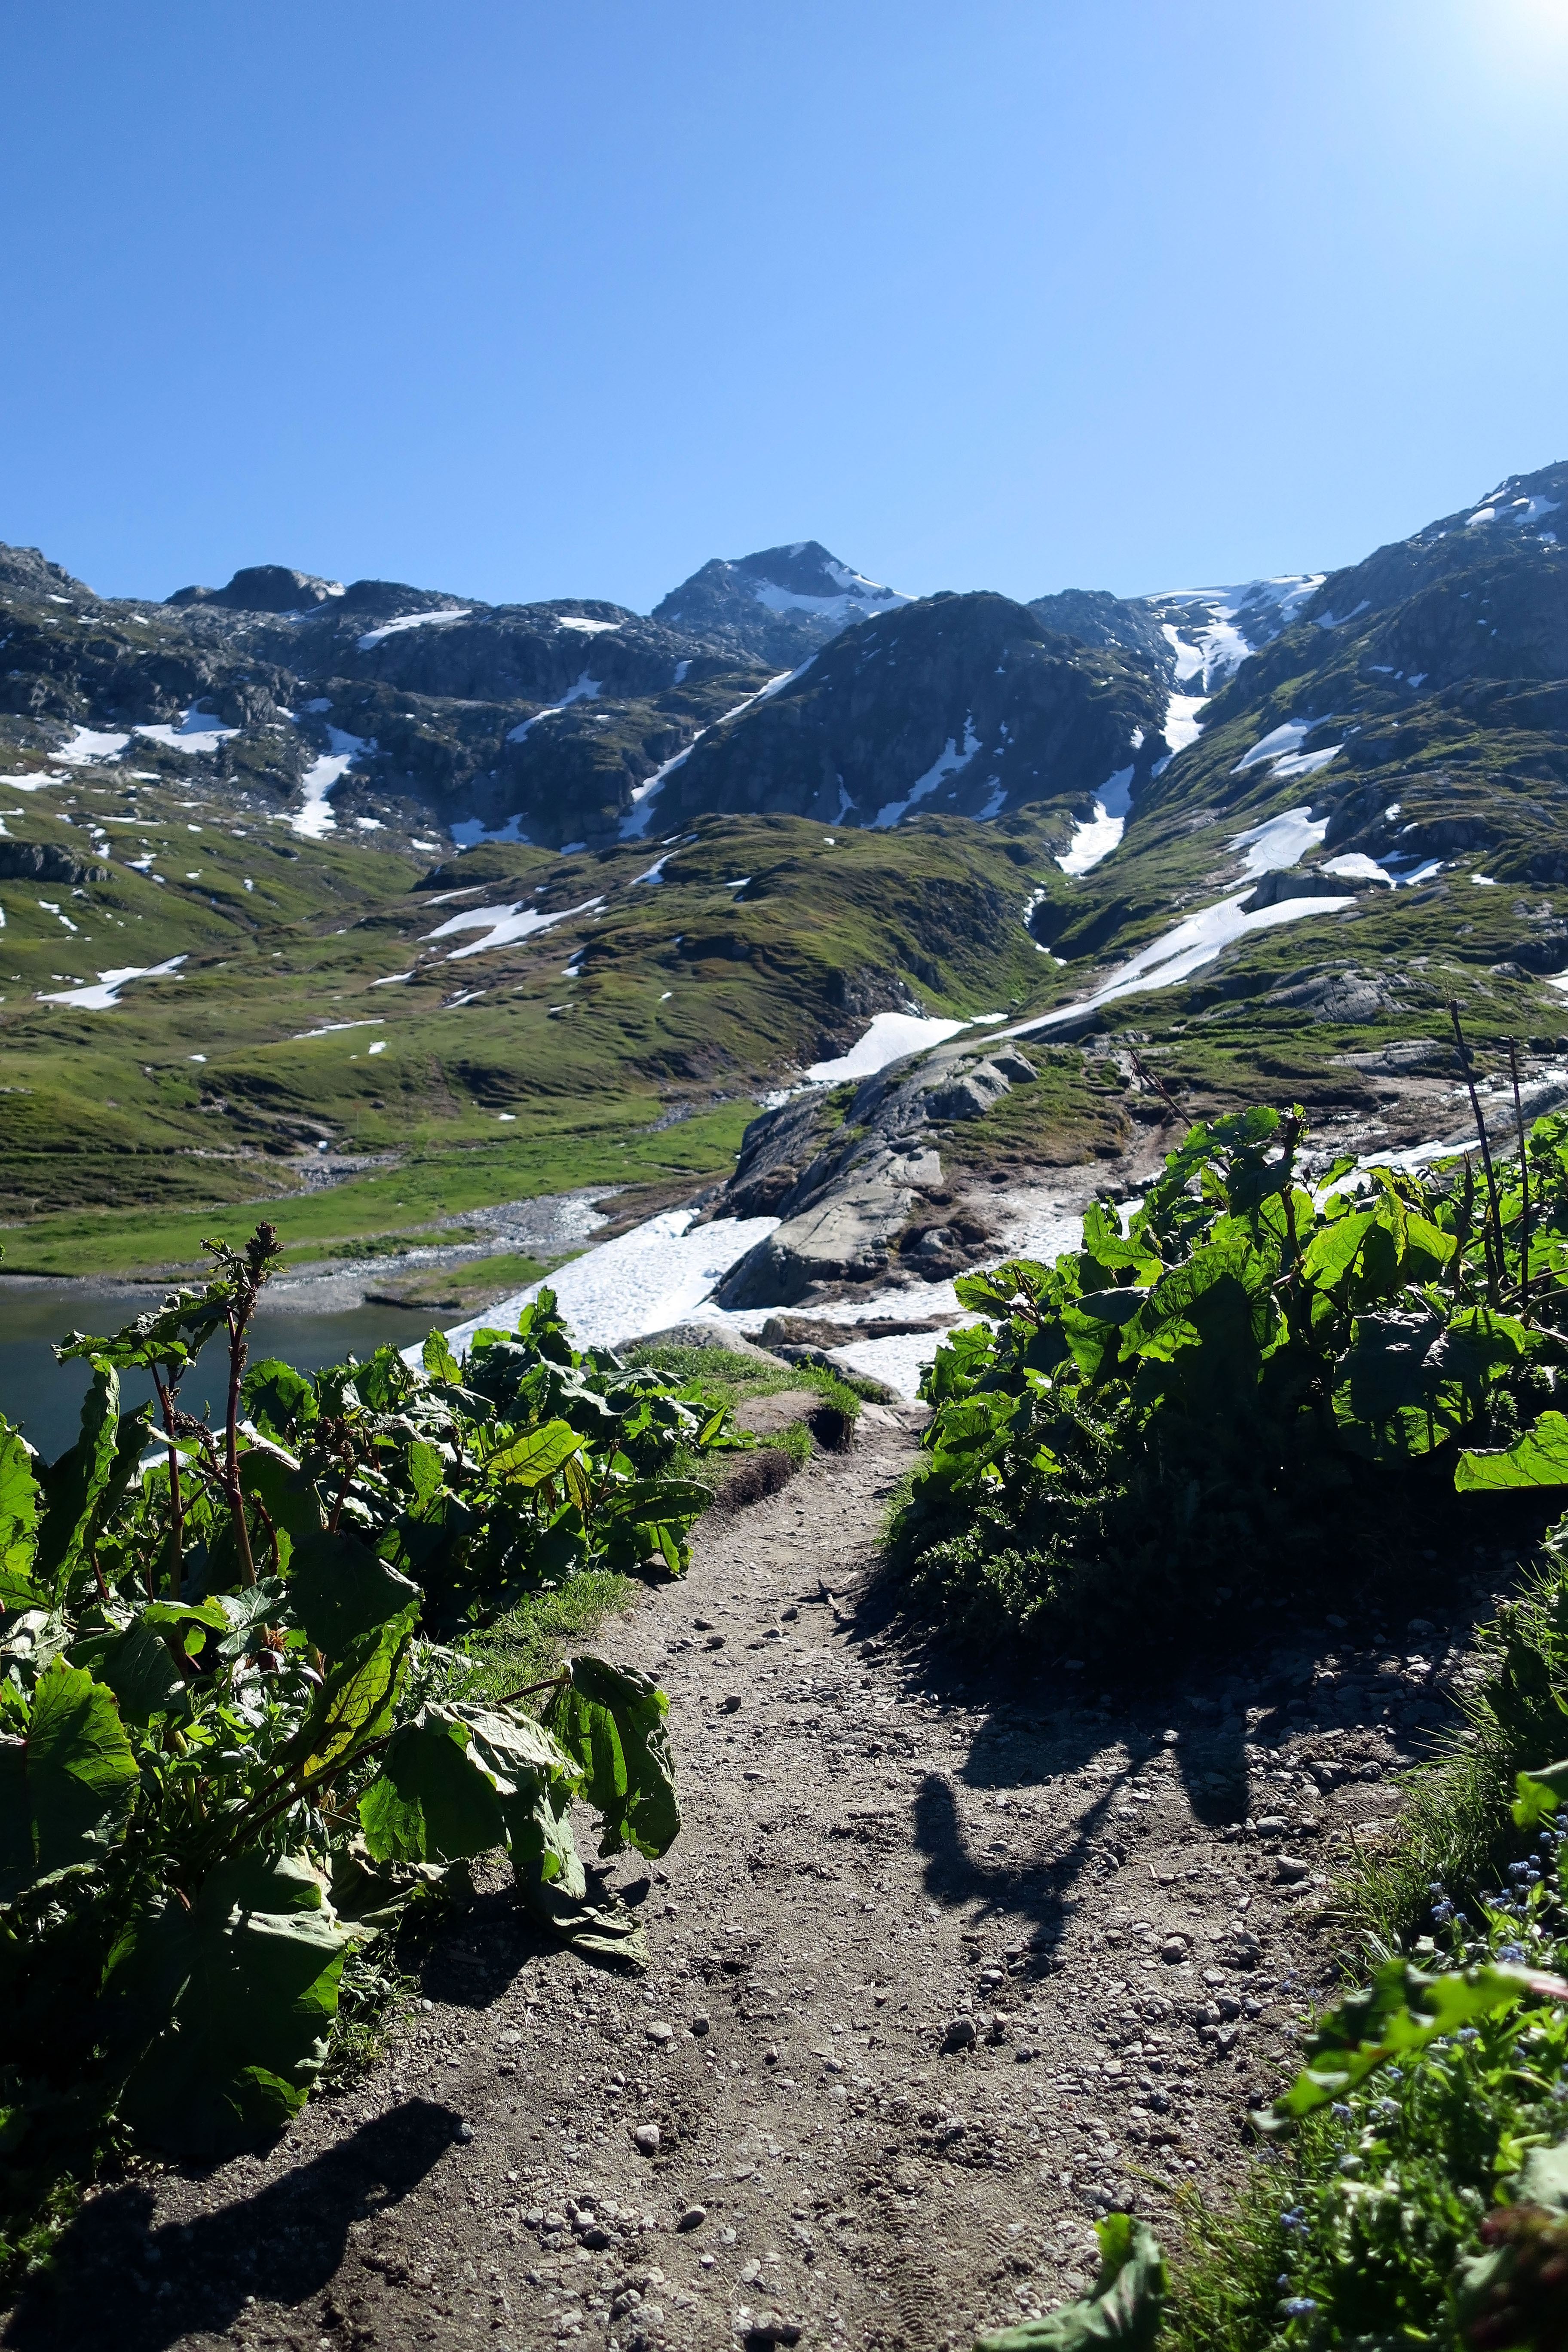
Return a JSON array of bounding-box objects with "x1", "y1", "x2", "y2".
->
[
  {"x1": 293, "y1": 726, "x2": 369, "y2": 839},
  {"x1": 1234, "y1": 718, "x2": 1317, "y2": 772},
  {"x1": 37, "y1": 953, "x2": 187, "y2": 1011},
  {"x1": 555, "y1": 616, "x2": 621, "y2": 634},
  {"x1": 1228, "y1": 805, "x2": 1329, "y2": 876},
  {"x1": 870, "y1": 718, "x2": 980, "y2": 830},
  {"x1": 423, "y1": 1206, "x2": 783, "y2": 1361},
  {"x1": 1059, "y1": 763, "x2": 1135, "y2": 876},
  {"x1": 619, "y1": 674, "x2": 793, "y2": 839},
  {"x1": 134, "y1": 704, "x2": 241, "y2": 757},
  {"x1": 422, "y1": 894, "x2": 603, "y2": 962},
  {"x1": 52, "y1": 726, "x2": 131, "y2": 766},
  {"x1": 450, "y1": 812, "x2": 532, "y2": 847},
  {"x1": 356, "y1": 608, "x2": 470, "y2": 652},
  {"x1": 1018, "y1": 887, "x2": 1356, "y2": 1029},
  {"x1": 505, "y1": 673, "x2": 600, "y2": 742},
  {"x1": 805, "y1": 1010, "x2": 973, "y2": 1085}
]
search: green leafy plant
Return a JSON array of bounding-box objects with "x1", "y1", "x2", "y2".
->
[
  {"x1": 0, "y1": 1244, "x2": 741, "y2": 2274},
  {"x1": 895, "y1": 1104, "x2": 1568, "y2": 1651}
]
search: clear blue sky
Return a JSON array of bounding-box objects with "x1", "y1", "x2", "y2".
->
[{"x1": 3, "y1": 1, "x2": 1566, "y2": 612}]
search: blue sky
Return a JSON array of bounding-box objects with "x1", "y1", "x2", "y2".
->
[{"x1": 3, "y1": 1, "x2": 1566, "y2": 611}]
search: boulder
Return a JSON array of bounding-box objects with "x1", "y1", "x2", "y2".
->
[
  {"x1": 715, "y1": 1182, "x2": 913, "y2": 1308},
  {"x1": 0, "y1": 839, "x2": 106, "y2": 885}
]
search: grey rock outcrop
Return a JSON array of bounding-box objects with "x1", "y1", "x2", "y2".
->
[
  {"x1": 714, "y1": 1030, "x2": 1033, "y2": 1309},
  {"x1": 0, "y1": 839, "x2": 107, "y2": 884}
]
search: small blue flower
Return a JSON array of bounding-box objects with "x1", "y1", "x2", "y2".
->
[
  {"x1": 1429, "y1": 1880, "x2": 1448, "y2": 1896},
  {"x1": 1510, "y1": 1861, "x2": 1533, "y2": 1879},
  {"x1": 1433, "y1": 1902, "x2": 1455, "y2": 1925},
  {"x1": 1278, "y1": 2273, "x2": 1291, "y2": 2288},
  {"x1": 1456, "y1": 2028, "x2": 1480, "y2": 2043},
  {"x1": 1385, "y1": 2067, "x2": 1403, "y2": 2082},
  {"x1": 1284, "y1": 2298, "x2": 1318, "y2": 2318},
  {"x1": 1280, "y1": 2207, "x2": 1308, "y2": 2233},
  {"x1": 1331, "y1": 2101, "x2": 1352, "y2": 2119},
  {"x1": 1498, "y1": 1943, "x2": 1527, "y2": 1963}
]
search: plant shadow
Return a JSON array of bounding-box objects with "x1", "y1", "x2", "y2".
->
[{"x1": 3, "y1": 2099, "x2": 460, "y2": 2352}]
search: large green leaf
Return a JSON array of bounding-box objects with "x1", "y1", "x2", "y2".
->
[
  {"x1": 484, "y1": 1419, "x2": 584, "y2": 1487},
  {"x1": 594, "y1": 1476, "x2": 715, "y2": 1524},
  {"x1": 421, "y1": 1329, "x2": 463, "y2": 1385},
  {"x1": 1456, "y1": 1410, "x2": 1568, "y2": 1493},
  {"x1": 0, "y1": 1657, "x2": 139, "y2": 1903},
  {"x1": 975, "y1": 2214, "x2": 1167, "y2": 2351},
  {"x1": 544, "y1": 1655, "x2": 680, "y2": 1859},
  {"x1": 484, "y1": 1411, "x2": 583, "y2": 1486},
  {"x1": 34, "y1": 1367, "x2": 123, "y2": 1598},
  {"x1": 1267, "y1": 1957, "x2": 1568, "y2": 2123},
  {"x1": 0, "y1": 1418, "x2": 41, "y2": 1608},
  {"x1": 110, "y1": 1852, "x2": 352, "y2": 2156},
  {"x1": 294, "y1": 1602, "x2": 418, "y2": 1780},
  {"x1": 241, "y1": 1357, "x2": 318, "y2": 1441},
  {"x1": 74, "y1": 1618, "x2": 189, "y2": 1725},
  {"x1": 1332, "y1": 1311, "x2": 1452, "y2": 1458},
  {"x1": 358, "y1": 1700, "x2": 579, "y2": 1871},
  {"x1": 287, "y1": 1527, "x2": 422, "y2": 1657}
]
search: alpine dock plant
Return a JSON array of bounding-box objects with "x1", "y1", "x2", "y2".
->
[
  {"x1": 896, "y1": 1100, "x2": 1568, "y2": 1651},
  {"x1": 0, "y1": 1240, "x2": 746, "y2": 2265}
]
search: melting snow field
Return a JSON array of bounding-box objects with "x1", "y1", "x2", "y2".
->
[
  {"x1": 1059, "y1": 763, "x2": 1135, "y2": 876},
  {"x1": 619, "y1": 674, "x2": 794, "y2": 840},
  {"x1": 1230, "y1": 805, "x2": 1330, "y2": 876},
  {"x1": 870, "y1": 719, "x2": 979, "y2": 830},
  {"x1": 53, "y1": 726, "x2": 132, "y2": 766},
  {"x1": 1019, "y1": 882, "x2": 1355, "y2": 1029},
  {"x1": 805, "y1": 1010, "x2": 975, "y2": 1085},
  {"x1": 421, "y1": 893, "x2": 602, "y2": 961},
  {"x1": 37, "y1": 953, "x2": 187, "y2": 1011},
  {"x1": 426, "y1": 1207, "x2": 782, "y2": 1361},
  {"x1": 356, "y1": 608, "x2": 470, "y2": 652},
  {"x1": 505, "y1": 672, "x2": 600, "y2": 742},
  {"x1": 747, "y1": 559, "x2": 910, "y2": 628},
  {"x1": 134, "y1": 705, "x2": 241, "y2": 757},
  {"x1": 293, "y1": 727, "x2": 368, "y2": 839}
]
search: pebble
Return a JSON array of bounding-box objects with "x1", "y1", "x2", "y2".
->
[
  {"x1": 646, "y1": 2021, "x2": 674, "y2": 2046},
  {"x1": 943, "y1": 2016, "x2": 977, "y2": 2051},
  {"x1": 1159, "y1": 1937, "x2": 1187, "y2": 1965},
  {"x1": 719, "y1": 1695, "x2": 742, "y2": 1715},
  {"x1": 690, "y1": 2013, "x2": 710, "y2": 2037},
  {"x1": 634, "y1": 2124, "x2": 662, "y2": 2153},
  {"x1": 454, "y1": 2121, "x2": 474, "y2": 2142},
  {"x1": 1254, "y1": 1816, "x2": 1289, "y2": 1837},
  {"x1": 676, "y1": 2205, "x2": 707, "y2": 2233},
  {"x1": 1275, "y1": 1855, "x2": 1311, "y2": 1883}
]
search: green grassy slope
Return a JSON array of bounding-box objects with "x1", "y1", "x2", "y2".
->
[{"x1": 0, "y1": 763, "x2": 1074, "y2": 1271}]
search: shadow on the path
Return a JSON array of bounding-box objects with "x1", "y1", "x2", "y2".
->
[
  {"x1": 4, "y1": 2100, "x2": 459, "y2": 2352},
  {"x1": 859, "y1": 1536, "x2": 1512, "y2": 1964}
]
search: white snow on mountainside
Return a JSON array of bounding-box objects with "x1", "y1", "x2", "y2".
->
[{"x1": 744, "y1": 551, "x2": 912, "y2": 627}]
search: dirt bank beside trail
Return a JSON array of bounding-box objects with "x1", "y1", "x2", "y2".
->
[{"x1": 9, "y1": 1413, "x2": 1494, "y2": 2352}]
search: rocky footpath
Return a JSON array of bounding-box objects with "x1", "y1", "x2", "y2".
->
[{"x1": 6, "y1": 1409, "x2": 1503, "y2": 2352}]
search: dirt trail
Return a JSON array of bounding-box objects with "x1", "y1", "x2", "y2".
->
[{"x1": 11, "y1": 1412, "x2": 1480, "y2": 2352}]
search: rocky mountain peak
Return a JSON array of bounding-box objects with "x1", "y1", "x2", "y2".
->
[
  {"x1": 651, "y1": 540, "x2": 911, "y2": 667},
  {"x1": 167, "y1": 563, "x2": 346, "y2": 612}
]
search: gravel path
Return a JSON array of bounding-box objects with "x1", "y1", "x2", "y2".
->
[{"x1": 11, "y1": 1410, "x2": 1483, "y2": 2352}]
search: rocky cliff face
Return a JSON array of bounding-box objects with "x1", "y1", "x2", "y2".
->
[
  {"x1": 650, "y1": 539, "x2": 912, "y2": 667},
  {"x1": 651, "y1": 591, "x2": 1170, "y2": 835}
]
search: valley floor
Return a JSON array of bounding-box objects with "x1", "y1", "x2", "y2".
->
[{"x1": 3, "y1": 1415, "x2": 1496, "y2": 2352}]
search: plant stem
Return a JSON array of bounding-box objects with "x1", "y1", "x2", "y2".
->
[
  {"x1": 224, "y1": 1305, "x2": 256, "y2": 1586},
  {"x1": 495, "y1": 1671, "x2": 571, "y2": 1708},
  {"x1": 1508, "y1": 1037, "x2": 1532, "y2": 1323},
  {"x1": 150, "y1": 1365, "x2": 184, "y2": 1599},
  {"x1": 1449, "y1": 1000, "x2": 1503, "y2": 1306}
]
